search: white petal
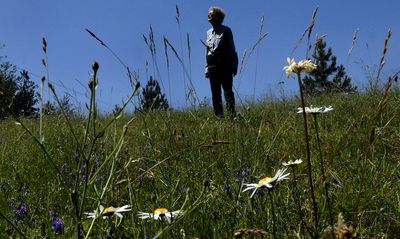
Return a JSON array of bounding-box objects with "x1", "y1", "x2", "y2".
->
[
  {"x1": 242, "y1": 185, "x2": 257, "y2": 193},
  {"x1": 165, "y1": 214, "x2": 172, "y2": 224},
  {"x1": 116, "y1": 205, "x2": 132, "y2": 213},
  {"x1": 171, "y1": 210, "x2": 182, "y2": 217},
  {"x1": 250, "y1": 188, "x2": 258, "y2": 198},
  {"x1": 137, "y1": 212, "x2": 152, "y2": 219}
]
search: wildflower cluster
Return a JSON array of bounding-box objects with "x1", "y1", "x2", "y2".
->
[{"x1": 84, "y1": 204, "x2": 184, "y2": 224}]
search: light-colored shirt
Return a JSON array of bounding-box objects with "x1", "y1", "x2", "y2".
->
[{"x1": 205, "y1": 24, "x2": 237, "y2": 74}]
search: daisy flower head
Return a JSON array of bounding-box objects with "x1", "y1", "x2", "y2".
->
[
  {"x1": 242, "y1": 168, "x2": 290, "y2": 197},
  {"x1": 282, "y1": 159, "x2": 303, "y2": 167},
  {"x1": 283, "y1": 57, "x2": 297, "y2": 77},
  {"x1": 85, "y1": 205, "x2": 132, "y2": 219},
  {"x1": 138, "y1": 208, "x2": 183, "y2": 224},
  {"x1": 283, "y1": 57, "x2": 317, "y2": 77},
  {"x1": 297, "y1": 105, "x2": 333, "y2": 114},
  {"x1": 297, "y1": 59, "x2": 317, "y2": 73}
]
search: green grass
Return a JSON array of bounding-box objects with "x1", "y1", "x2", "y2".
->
[{"x1": 1, "y1": 89, "x2": 400, "y2": 238}]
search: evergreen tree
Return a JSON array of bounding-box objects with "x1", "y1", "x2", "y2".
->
[
  {"x1": 12, "y1": 70, "x2": 37, "y2": 117},
  {"x1": 303, "y1": 39, "x2": 357, "y2": 95},
  {"x1": 42, "y1": 95, "x2": 75, "y2": 116},
  {"x1": 139, "y1": 76, "x2": 169, "y2": 111},
  {"x1": 0, "y1": 59, "x2": 37, "y2": 119}
]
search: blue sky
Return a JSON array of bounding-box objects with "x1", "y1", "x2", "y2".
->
[{"x1": 1, "y1": 1, "x2": 399, "y2": 112}]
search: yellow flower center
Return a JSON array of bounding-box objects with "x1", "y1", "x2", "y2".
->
[
  {"x1": 103, "y1": 207, "x2": 116, "y2": 216},
  {"x1": 258, "y1": 177, "x2": 272, "y2": 186},
  {"x1": 154, "y1": 208, "x2": 168, "y2": 215}
]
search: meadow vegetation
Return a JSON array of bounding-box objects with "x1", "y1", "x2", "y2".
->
[
  {"x1": 1, "y1": 85, "x2": 400, "y2": 238},
  {"x1": 1, "y1": 5, "x2": 399, "y2": 239}
]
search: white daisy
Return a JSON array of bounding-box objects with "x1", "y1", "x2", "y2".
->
[
  {"x1": 283, "y1": 58, "x2": 317, "y2": 77},
  {"x1": 85, "y1": 205, "x2": 132, "y2": 219},
  {"x1": 297, "y1": 105, "x2": 333, "y2": 114},
  {"x1": 242, "y1": 168, "x2": 290, "y2": 198},
  {"x1": 283, "y1": 57, "x2": 297, "y2": 77},
  {"x1": 282, "y1": 159, "x2": 303, "y2": 167},
  {"x1": 138, "y1": 208, "x2": 183, "y2": 224}
]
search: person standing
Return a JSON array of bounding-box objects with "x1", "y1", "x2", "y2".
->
[{"x1": 204, "y1": 6, "x2": 238, "y2": 118}]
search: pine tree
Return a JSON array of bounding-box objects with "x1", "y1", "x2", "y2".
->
[
  {"x1": 0, "y1": 60, "x2": 37, "y2": 119},
  {"x1": 139, "y1": 76, "x2": 169, "y2": 111},
  {"x1": 303, "y1": 39, "x2": 357, "y2": 95},
  {"x1": 12, "y1": 70, "x2": 37, "y2": 117}
]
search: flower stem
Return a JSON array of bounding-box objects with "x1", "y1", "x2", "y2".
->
[
  {"x1": 313, "y1": 114, "x2": 334, "y2": 238},
  {"x1": 269, "y1": 192, "x2": 277, "y2": 239},
  {"x1": 291, "y1": 167, "x2": 308, "y2": 238},
  {"x1": 296, "y1": 72, "x2": 318, "y2": 231}
]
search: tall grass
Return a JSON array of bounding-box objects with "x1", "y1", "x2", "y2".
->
[
  {"x1": 1, "y1": 7, "x2": 399, "y2": 239},
  {"x1": 2, "y1": 87, "x2": 400, "y2": 237}
]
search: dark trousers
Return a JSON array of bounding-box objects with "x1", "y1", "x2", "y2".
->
[{"x1": 209, "y1": 71, "x2": 236, "y2": 118}]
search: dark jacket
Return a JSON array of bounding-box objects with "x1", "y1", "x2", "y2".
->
[{"x1": 205, "y1": 25, "x2": 238, "y2": 76}]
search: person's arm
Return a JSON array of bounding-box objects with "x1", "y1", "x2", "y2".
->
[
  {"x1": 204, "y1": 33, "x2": 210, "y2": 78},
  {"x1": 227, "y1": 27, "x2": 238, "y2": 76}
]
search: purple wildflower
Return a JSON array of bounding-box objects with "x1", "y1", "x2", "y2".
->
[
  {"x1": 106, "y1": 228, "x2": 113, "y2": 239},
  {"x1": 224, "y1": 182, "x2": 232, "y2": 197},
  {"x1": 1, "y1": 180, "x2": 10, "y2": 190},
  {"x1": 237, "y1": 166, "x2": 251, "y2": 180},
  {"x1": 16, "y1": 203, "x2": 28, "y2": 218},
  {"x1": 50, "y1": 209, "x2": 59, "y2": 218},
  {"x1": 81, "y1": 174, "x2": 86, "y2": 182},
  {"x1": 8, "y1": 199, "x2": 15, "y2": 209},
  {"x1": 73, "y1": 152, "x2": 80, "y2": 164},
  {"x1": 58, "y1": 164, "x2": 66, "y2": 174},
  {"x1": 143, "y1": 145, "x2": 152, "y2": 152},
  {"x1": 78, "y1": 224, "x2": 84, "y2": 236},
  {"x1": 51, "y1": 218, "x2": 63, "y2": 235}
]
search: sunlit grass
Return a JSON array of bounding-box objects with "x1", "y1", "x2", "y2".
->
[{"x1": 1, "y1": 89, "x2": 400, "y2": 238}]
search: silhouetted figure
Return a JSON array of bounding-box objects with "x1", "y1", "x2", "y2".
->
[{"x1": 204, "y1": 6, "x2": 238, "y2": 118}]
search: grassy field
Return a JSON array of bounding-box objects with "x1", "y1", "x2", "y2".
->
[{"x1": 1, "y1": 84, "x2": 400, "y2": 238}]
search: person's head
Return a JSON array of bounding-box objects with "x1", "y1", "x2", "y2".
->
[{"x1": 208, "y1": 6, "x2": 225, "y2": 26}]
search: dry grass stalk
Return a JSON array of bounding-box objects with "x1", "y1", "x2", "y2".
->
[
  {"x1": 290, "y1": 6, "x2": 318, "y2": 56},
  {"x1": 307, "y1": 7, "x2": 318, "y2": 41},
  {"x1": 85, "y1": 29, "x2": 106, "y2": 47},
  {"x1": 234, "y1": 228, "x2": 268, "y2": 238},
  {"x1": 238, "y1": 49, "x2": 247, "y2": 75},
  {"x1": 376, "y1": 28, "x2": 392, "y2": 80},
  {"x1": 85, "y1": 28, "x2": 136, "y2": 86},
  {"x1": 249, "y1": 33, "x2": 269, "y2": 54},
  {"x1": 378, "y1": 76, "x2": 392, "y2": 114},
  {"x1": 335, "y1": 213, "x2": 357, "y2": 239},
  {"x1": 163, "y1": 37, "x2": 170, "y2": 68},
  {"x1": 175, "y1": 4, "x2": 180, "y2": 24},
  {"x1": 186, "y1": 33, "x2": 191, "y2": 66},
  {"x1": 212, "y1": 140, "x2": 230, "y2": 145},
  {"x1": 164, "y1": 36, "x2": 198, "y2": 105},
  {"x1": 347, "y1": 28, "x2": 359, "y2": 56},
  {"x1": 237, "y1": 32, "x2": 268, "y2": 78},
  {"x1": 259, "y1": 15, "x2": 265, "y2": 36},
  {"x1": 42, "y1": 37, "x2": 47, "y2": 53},
  {"x1": 198, "y1": 140, "x2": 230, "y2": 148}
]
